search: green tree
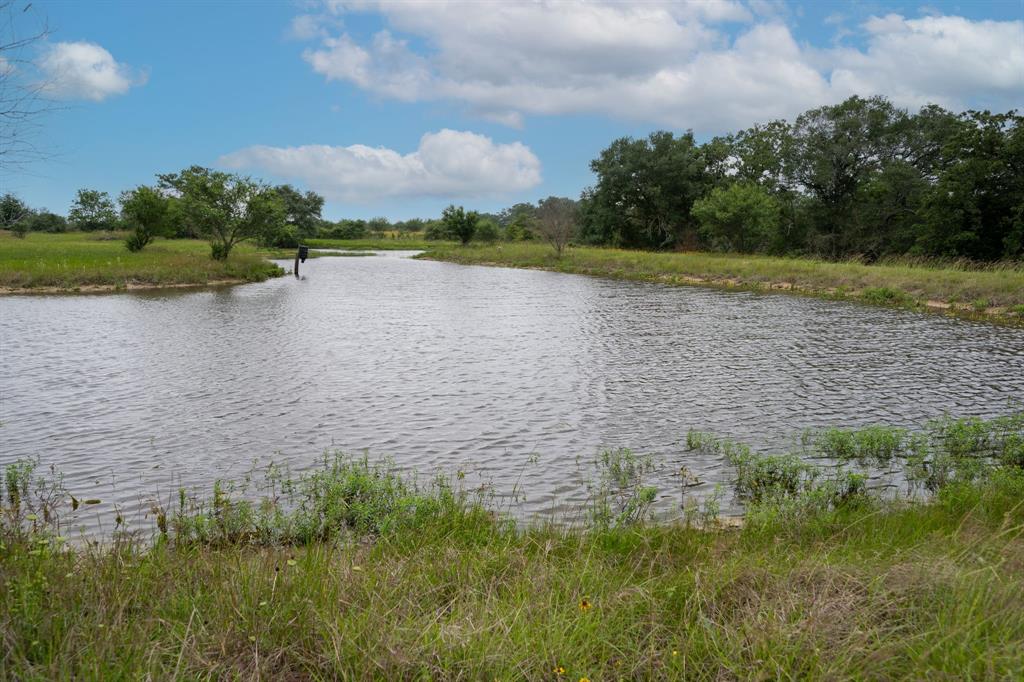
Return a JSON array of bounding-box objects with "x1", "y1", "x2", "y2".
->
[
  {"x1": 581, "y1": 131, "x2": 711, "y2": 249},
  {"x1": 499, "y1": 202, "x2": 537, "y2": 240},
  {"x1": 273, "y1": 185, "x2": 324, "y2": 239},
  {"x1": 788, "y1": 96, "x2": 908, "y2": 257},
  {"x1": 158, "y1": 166, "x2": 285, "y2": 260},
  {"x1": 441, "y1": 205, "x2": 479, "y2": 245},
  {"x1": 918, "y1": 111, "x2": 1024, "y2": 260},
  {"x1": 474, "y1": 217, "x2": 500, "y2": 243},
  {"x1": 120, "y1": 186, "x2": 170, "y2": 252},
  {"x1": 68, "y1": 189, "x2": 118, "y2": 231},
  {"x1": 692, "y1": 183, "x2": 781, "y2": 253},
  {"x1": 0, "y1": 193, "x2": 31, "y2": 237}
]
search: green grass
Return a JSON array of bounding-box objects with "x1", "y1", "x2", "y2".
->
[
  {"x1": 3, "y1": 414, "x2": 1023, "y2": 679},
  {"x1": 421, "y1": 243, "x2": 1024, "y2": 324},
  {"x1": 0, "y1": 232, "x2": 284, "y2": 291}
]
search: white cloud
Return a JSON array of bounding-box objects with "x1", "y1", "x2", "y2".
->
[
  {"x1": 219, "y1": 129, "x2": 542, "y2": 202},
  {"x1": 38, "y1": 42, "x2": 144, "y2": 101},
  {"x1": 300, "y1": 2, "x2": 1024, "y2": 131},
  {"x1": 829, "y1": 14, "x2": 1024, "y2": 109},
  {"x1": 287, "y1": 14, "x2": 327, "y2": 40}
]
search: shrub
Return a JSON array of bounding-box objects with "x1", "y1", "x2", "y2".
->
[{"x1": 861, "y1": 286, "x2": 913, "y2": 306}]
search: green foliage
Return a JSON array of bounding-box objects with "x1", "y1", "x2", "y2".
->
[
  {"x1": 473, "y1": 217, "x2": 500, "y2": 243},
  {"x1": 4, "y1": 416, "x2": 1024, "y2": 678},
  {"x1": 861, "y1": 286, "x2": 913, "y2": 306},
  {"x1": 499, "y1": 202, "x2": 538, "y2": 241},
  {"x1": 919, "y1": 111, "x2": 1024, "y2": 260},
  {"x1": 158, "y1": 166, "x2": 285, "y2": 260},
  {"x1": 120, "y1": 185, "x2": 170, "y2": 252},
  {"x1": 323, "y1": 219, "x2": 369, "y2": 240},
  {"x1": 0, "y1": 193, "x2": 31, "y2": 237},
  {"x1": 441, "y1": 204, "x2": 479, "y2": 245},
  {"x1": 813, "y1": 426, "x2": 906, "y2": 466},
  {"x1": 581, "y1": 130, "x2": 710, "y2": 249},
  {"x1": 577, "y1": 96, "x2": 1022, "y2": 262},
  {"x1": 587, "y1": 449, "x2": 658, "y2": 529},
  {"x1": 23, "y1": 210, "x2": 67, "y2": 233},
  {"x1": 0, "y1": 232, "x2": 284, "y2": 290},
  {"x1": 692, "y1": 182, "x2": 781, "y2": 253},
  {"x1": 68, "y1": 189, "x2": 118, "y2": 231},
  {"x1": 273, "y1": 184, "x2": 324, "y2": 239},
  {"x1": 170, "y1": 455, "x2": 484, "y2": 547}
]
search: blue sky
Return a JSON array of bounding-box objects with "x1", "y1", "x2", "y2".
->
[{"x1": 5, "y1": 0, "x2": 1023, "y2": 221}]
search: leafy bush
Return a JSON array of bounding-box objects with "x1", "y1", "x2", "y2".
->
[{"x1": 861, "y1": 286, "x2": 913, "y2": 306}]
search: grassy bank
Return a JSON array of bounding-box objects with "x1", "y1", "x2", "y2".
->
[
  {"x1": 422, "y1": 243, "x2": 1024, "y2": 324},
  {"x1": 3, "y1": 414, "x2": 1023, "y2": 679},
  {"x1": 0, "y1": 232, "x2": 284, "y2": 293}
]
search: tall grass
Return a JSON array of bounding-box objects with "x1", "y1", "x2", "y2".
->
[
  {"x1": 0, "y1": 231, "x2": 283, "y2": 290},
  {"x1": 2, "y1": 414, "x2": 1023, "y2": 678},
  {"x1": 422, "y1": 242, "x2": 1024, "y2": 323}
]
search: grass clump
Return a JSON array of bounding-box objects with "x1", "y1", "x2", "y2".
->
[
  {"x1": 861, "y1": 286, "x2": 914, "y2": 306},
  {"x1": 3, "y1": 414, "x2": 1024, "y2": 678},
  {"x1": 168, "y1": 455, "x2": 498, "y2": 547}
]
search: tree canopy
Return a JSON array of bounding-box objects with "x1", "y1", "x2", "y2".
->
[
  {"x1": 158, "y1": 166, "x2": 284, "y2": 260},
  {"x1": 579, "y1": 96, "x2": 1023, "y2": 261}
]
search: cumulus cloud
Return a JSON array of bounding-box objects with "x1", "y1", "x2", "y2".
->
[
  {"x1": 828, "y1": 14, "x2": 1024, "y2": 108},
  {"x1": 219, "y1": 129, "x2": 542, "y2": 202},
  {"x1": 38, "y1": 41, "x2": 145, "y2": 101},
  {"x1": 298, "y1": 1, "x2": 1024, "y2": 131}
]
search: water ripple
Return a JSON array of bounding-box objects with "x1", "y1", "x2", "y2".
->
[{"x1": 2, "y1": 255, "x2": 1023, "y2": 535}]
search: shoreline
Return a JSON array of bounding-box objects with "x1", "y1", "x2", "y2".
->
[
  {"x1": 420, "y1": 245, "x2": 1024, "y2": 326},
  {"x1": 0, "y1": 278, "x2": 251, "y2": 296},
  {"x1": 3, "y1": 413, "x2": 1022, "y2": 678}
]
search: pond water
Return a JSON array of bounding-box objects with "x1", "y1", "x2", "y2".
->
[{"x1": 2, "y1": 253, "x2": 1023, "y2": 535}]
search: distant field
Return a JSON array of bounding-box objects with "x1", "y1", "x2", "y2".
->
[
  {"x1": 305, "y1": 236, "x2": 443, "y2": 250},
  {"x1": 0, "y1": 232, "x2": 284, "y2": 292},
  {"x1": 424, "y1": 242, "x2": 1024, "y2": 324}
]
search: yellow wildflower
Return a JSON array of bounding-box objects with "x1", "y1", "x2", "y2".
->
[{"x1": 578, "y1": 598, "x2": 592, "y2": 612}]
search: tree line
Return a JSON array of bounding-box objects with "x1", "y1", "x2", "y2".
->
[{"x1": 579, "y1": 96, "x2": 1023, "y2": 261}]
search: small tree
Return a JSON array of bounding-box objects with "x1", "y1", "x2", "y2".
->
[
  {"x1": 120, "y1": 185, "x2": 169, "y2": 252},
  {"x1": 442, "y1": 204, "x2": 479, "y2": 245},
  {"x1": 535, "y1": 196, "x2": 577, "y2": 256},
  {"x1": 692, "y1": 183, "x2": 781, "y2": 253},
  {"x1": 68, "y1": 189, "x2": 118, "y2": 231},
  {"x1": 0, "y1": 193, "x2": 31, "y2": 237},
  {"x1": 158, "y1": 166, "x2": 285, "y2": 260},
  {"x1": 273, "y1": 184, "x2": 324, "y2": 239}
]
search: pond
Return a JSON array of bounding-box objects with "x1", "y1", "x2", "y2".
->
[{"x1": 2, "y1": 253, "x2": 1023, "y2": 535}]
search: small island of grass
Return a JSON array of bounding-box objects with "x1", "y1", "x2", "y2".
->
[{"x1": 0, "y1": 232, "x2": 284, "y2": 293}]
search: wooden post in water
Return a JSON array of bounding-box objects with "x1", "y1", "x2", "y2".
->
[{"x1": 294, "y1": 245, "x2": 309, "y2": 278}]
